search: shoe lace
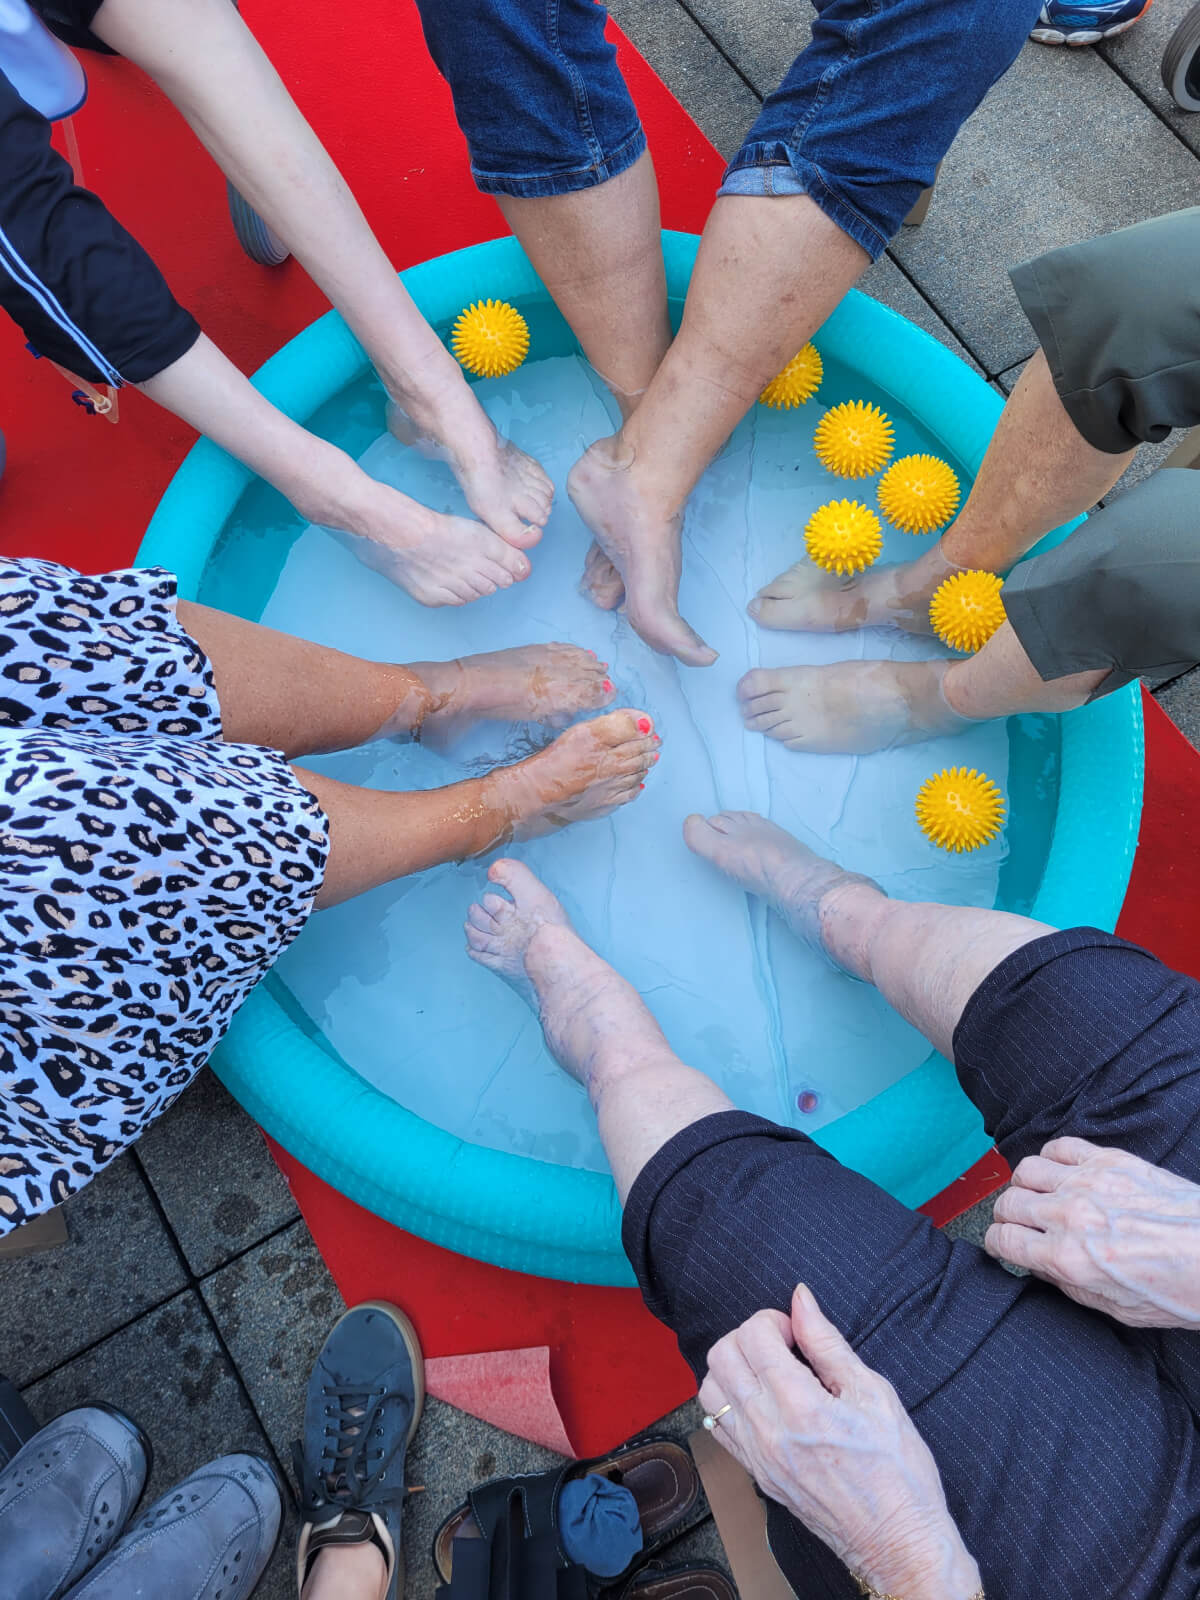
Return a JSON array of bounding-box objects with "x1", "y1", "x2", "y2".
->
[{"x1": 299, "y1": 1382, "x2": 408, "y2": 1514}]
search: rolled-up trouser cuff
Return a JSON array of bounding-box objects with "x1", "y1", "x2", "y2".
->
[
  {"x1": 720, "y1": 143, "x2": 888, "y2": 260},
  {"x1": 470, "y1": 123, "x2": 646, "y2": 199},
  {"x1": 621, "y1": 1109, "x2": 804, "y2": 1328},
  {"x1": 1009, "y1": 208, "x2": 1200, "y2": 454},
  {"x1": 1004, "y1": 469, "x2": 1200, "y2": 692}
]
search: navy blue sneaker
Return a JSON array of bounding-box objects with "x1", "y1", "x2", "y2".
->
[
  {"x1": 1031, "y1": 0, "x2": 1153, "y2": 44},
  {"x1": 0, "y1": 1405, "x2": 149, "y2": 1600},
  {"x1": 295, "y1": 1302, "x2": 425, "y2": 1600},
  {"x1": 63, "y1": 1453, "x2": 284, "y2": 1599}
]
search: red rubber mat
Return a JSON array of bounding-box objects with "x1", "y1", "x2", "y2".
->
[{"x1": 5, "y1": 0, "x2": 1198, "y2": 1457}]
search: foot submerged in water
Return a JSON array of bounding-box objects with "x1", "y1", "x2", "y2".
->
[
  {"x1": 409, "y1": 644, "x2": 617, "y2": 746},
  {"x1": 683, "y1": 809, "x2": 881, "y2": 951},
  {"x1": 568, "y1": 436, "x2": 718, "y2": 668},
  {"x1": 737, "y1": 658, "x2": 971, "y2": 754}
]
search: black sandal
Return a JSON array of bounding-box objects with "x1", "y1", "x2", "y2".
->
[{"x1": 433, "y1": 1436, "x2": 707, "y2": 1598}]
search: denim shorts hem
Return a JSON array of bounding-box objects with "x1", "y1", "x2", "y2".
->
[
  {"x1": 470, "y1": 124, "x2": 646, "y2": 199},
  {"x1": 720, "y1": 144, "x2": 888, "y2": 260}
]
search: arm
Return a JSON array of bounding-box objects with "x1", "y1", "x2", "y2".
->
[
  {"x1": 986, "y1": 1137, "x2": 1200, "y2": 1329},
  {"x1": 86, "y1": 0, "x2": 470, "y2": 424},
  {"x1": 699, "y1": 1285, "x2": 981, "y2": 1600},
  {"x1": 0, "y1": 63, "x2": 198, "y2": 386}
]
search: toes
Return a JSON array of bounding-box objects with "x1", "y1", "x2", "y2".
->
[
  {"x1": 626, "y1": 600, "x2": 718, "y2": 668},
  {"x1": 737, "y1": 669, "x2": 781, "y2": 703},
  {"x1": 592, "y1": 708, "x2": 651, "y2": 745},
  {"x1": 466, "y1": 902, "x2": 499, "y2": 934},
  {"x1": 744, "y1": 709, "x2": 793, "y2": 736},
  {"x1": 490, "y1": 540, "x2": 532, "y2": 582},
  {"x1": 682, "y1": 813, "x2": 720, "y2": 854},
  {"x1": 487, "y1": 857, "x2": 549, "y2": 908}
]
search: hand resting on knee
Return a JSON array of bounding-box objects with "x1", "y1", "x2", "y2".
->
[{"x1": 986, "y1": 1137, "x2": 1200, "y2": 1330}]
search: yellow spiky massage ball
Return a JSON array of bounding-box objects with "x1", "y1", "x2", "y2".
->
[
  {"x1": 915, "y1": 767, "x2": 1006, "y2": 853},
  {"x1": 451, "y1": 299, "x2": 530, "y2": 378},
  {"x1": 804, "y1": 500, "x2": 883, "y2": 576},
  {"x1": 813, "y1": 401, "x2": 895, "y2": 479},
  {"x1": 760, "y1": 343, "x2": 824, "y2": 409},
  {"x1": 878, "y1": 453, "x2": 961, "y2": 533},
  {"x1": 929, "y1": 570, "x2": 1007, "y2": 654}
]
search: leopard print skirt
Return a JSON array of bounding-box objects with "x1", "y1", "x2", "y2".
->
[{"x1": 0, "y1": 559, "x2": 330, "y2": 1234}]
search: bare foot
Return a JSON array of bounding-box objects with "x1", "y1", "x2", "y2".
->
[
  {"x1": 749, "y1": 546, "x2": 962, "y2": 635},
  {"x1": 464, "y1": 858, "x2": 573, "y2": 1009},
  {"x1": 465, "y1": 858, "x2": 665, "y2": 1086},
  {"x1": 409, "y1": 645, "x2": 617, "y2": 745},
  {"x1": 491, "y1": 709, "x2": 659, "y2": 841},
  {"x1": 568, "y1": 437, "x2": 718, "y2": 668},
  {"x1": 340, "y1": 478, "x2": 532, "y2": 606},
  {"x1": 387, "y1": 396, "x2": 552, "y2": 549},
  {"x1": 683, "y1": 810, "x2": 880, "y2": 951},
  {"x1": 737, "y1": 660, "x2": 970, "y2": 754},
  {"x1": 580, "y1": 542, "x2": 626, "y2": 612}
]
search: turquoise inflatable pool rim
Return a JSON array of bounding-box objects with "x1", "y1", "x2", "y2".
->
[{"x1": 138, "y1": 232, "x2": 1143, "y2": 1284}]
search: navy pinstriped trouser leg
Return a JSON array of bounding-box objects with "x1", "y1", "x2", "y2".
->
[{"x1": 622, "y1": 930, "x2": 1200, "y2": 1599}]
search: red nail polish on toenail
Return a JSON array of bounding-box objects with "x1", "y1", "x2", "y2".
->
[
  {"x1": 603, "y1": 679, "x2": 613, "y2": 693},
  {"x1": 652, "y1": 753, "x2": 660, "y2": 764},
  {"x1": 637, "y1": 717, "x2": 652, "y2": 734},
  {"x1": 638, "y1": 782, "x2": 646, "y2": 791}
]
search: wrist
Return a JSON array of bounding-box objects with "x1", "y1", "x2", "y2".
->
[{"x1": 852, "y1": 1522, "x2": 981, "y2": 1600}]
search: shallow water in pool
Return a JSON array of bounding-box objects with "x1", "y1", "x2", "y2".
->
[{"x1": 246, "y1": 353, "x2": 1022, "y2": 1174}]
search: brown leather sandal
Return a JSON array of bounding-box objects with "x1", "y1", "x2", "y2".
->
[
  {"x1": 618, "y1": 1566, "x2": 737, "y2": 1600},
  {"x1": 432, "y1": 1435, "x2": 707, "y2": 1593}
]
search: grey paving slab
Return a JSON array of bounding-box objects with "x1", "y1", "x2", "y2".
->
[
  {"x1": 199, "y1": 1220, "x2": 343, "y2": 1471},
  {"x1": 675, "y1": 0, "x2": 813, "y2": 100},
  {"x1": 607, "y1": 0, "x2": 763, "y2": 159},
  {"x1": 3, "y1": 1157, "x2": 186, "y2": 1387},
  {"x1": 1155, "y1": 666, "x2": 1200, "y2": 750},
  {"x1": 137, "y1": 1067, "x2": 299, "y2": 1278},
  {"x1": 859, "y1": 254, "x2": 985, "y2": 375},
  {"x1": 1100, "y1": 0, "x2": 1200, "y2": 158},
  {"x1": 21, "y1": 1288, "x2": 296, "y2": 1600},
  {"x1": 404, "y1": 1397, "x2": 563, "y2": 1600},
  {"x1": 890, "y1": 41, "x2": 1200, "y2": 375}
]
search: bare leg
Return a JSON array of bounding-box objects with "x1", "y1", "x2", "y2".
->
[
  {"x1": 498, "y1": 152, "x2": 673, "y2": 614},
  {"x1": 465, "y1": 859, "x2": 731, "y2": 1201},
  {"x1": 498, "y1": 152, "x2": 672, "y2": 413},
  {"x1": 93, "y1": 0, "x2": 552, "y2": 550},
  {"x1": 684, "y1": 812, "x2": 1055, "y2": 1061},
  {"x1": 568, "y1": 195, "x2": 868, "y2": 665},
  {"x1": 737, "y1": 621, "x2": 1109, "y2": 755},
  {"x1": 303, "y1": 711, "x2": 656, "y2": 908},
  {"x1": 178, "y1": 601, "x2": 615, "y2": 758},
  {"x1": 752, "y1": 349, "x2": 1137, "y2": 634}
]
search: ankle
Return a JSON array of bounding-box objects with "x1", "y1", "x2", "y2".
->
[
  {"x1": 815, "y1": 880, "x2": 890, "y2": 978},
  {"x1": 301, "y1": 1536, "x2": 388, "y2": 1600}
]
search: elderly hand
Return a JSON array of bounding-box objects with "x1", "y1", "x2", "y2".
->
[
  {"x1": 698, "y1": 1284, "x2": 980, "y2": 1600},
  {"x1": 985, "y1": 1137, "x2": 1200, "y2": 1329}
]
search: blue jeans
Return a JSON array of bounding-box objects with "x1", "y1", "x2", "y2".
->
[{"x1": 413, "y1": 0, "x2": 1041, "y2": 258}]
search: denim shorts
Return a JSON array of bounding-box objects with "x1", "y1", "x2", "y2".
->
[{"x1": 413, "y1": 0, "x2": 1041, "y2": 258}]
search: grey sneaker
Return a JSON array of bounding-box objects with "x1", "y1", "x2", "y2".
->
[
  {"x1": 0, "y1": 1404, "x2": 150, "y2": 1600},
  {"x1": 63, "y1": 1453, "x2": 284, "y2": 1600},
  {"x1": 295, "y1": 1302, "x2": 425, "y2": 1600}
]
